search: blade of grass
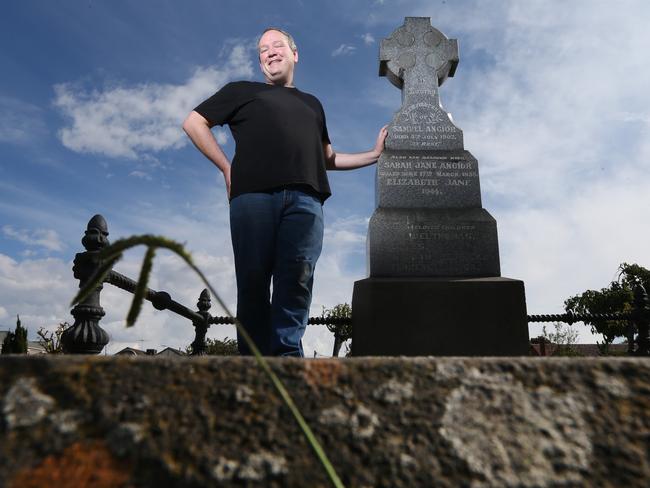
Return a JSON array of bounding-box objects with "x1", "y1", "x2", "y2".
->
[
  {"x1": 187, "y1": 263, "x2": 344, "y2": 487},
  {"x1": 126, "y1": 246, "x2": 156, "y2": 327},
  {"x1": 70, "y1": 236, "x2": 345, "y2": 488}
]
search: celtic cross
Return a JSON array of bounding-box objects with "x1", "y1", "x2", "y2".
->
[{"x1": 380, "y1": 17, "x2": 458, "y2": 105}]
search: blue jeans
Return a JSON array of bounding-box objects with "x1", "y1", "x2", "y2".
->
[{"x1": 229, "y1": 188, "x2": 324, "y2": 357}]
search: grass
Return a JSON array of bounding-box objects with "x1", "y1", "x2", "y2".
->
[{"x1": 71, "y1": 235, "x2": 345, "y2": 488}]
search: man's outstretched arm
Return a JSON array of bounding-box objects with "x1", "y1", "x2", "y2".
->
[
  {"x1": 324, "y1": 126, "x2": 388, "y2": 170},
  {"x1": 182, "y1": 111, "x2": 232, "y2": 195}
]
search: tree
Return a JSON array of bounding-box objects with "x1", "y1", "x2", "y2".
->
[
  {"x1": 1, "y1": 331, "x2": 12, "y2": 354},
  {"x1": 1, "y1": 315, "x2": 28, "y2": 354},
  {"x1": 322, "y1": 303, "x2": 352, "y2": 357},
  {"x1": 542, "y1": 322, "x2": 580, "y2": 356},
  {"x1": 186, "y1": 337, "x2": 239, "y2": 356},
  {"x1": 37, "y1": 322, "x2": 69, "y2": 354},
  {"x1": 564, "y1": 262, "x2": 650, "y2": 353}
]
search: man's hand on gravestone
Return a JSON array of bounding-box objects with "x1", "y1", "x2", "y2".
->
[
  {"x1": 323, "y1": 125, "x2": 388, "y2": 170},
  {"x1": 374, "y1": 125, "x2": 388, "y2": 157}
]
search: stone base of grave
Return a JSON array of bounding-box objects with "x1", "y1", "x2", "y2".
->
[
  {"x1": 351, "y1": 276, "x2": 529, "y2": 356},
  {"x1": 1, "y1": 356, "x2": 649, "y2": 487},
  {"x1": 367, "y1": 207, "x2": 501, "y2": 277}
]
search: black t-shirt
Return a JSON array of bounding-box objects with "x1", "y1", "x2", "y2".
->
[{"x1": 194, "y1": 81, "x2": 332, "y2": 201}]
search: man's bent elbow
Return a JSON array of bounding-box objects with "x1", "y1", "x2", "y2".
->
[
  {"x1": 182, "y1": 111, "x2": 207, "y2": 135},
  {"x1": 182, "y1": 114, "x2": 196, "y2": 135},
  {"x1": 182, "y1": 115, "x2": 192, "y2": 135}
]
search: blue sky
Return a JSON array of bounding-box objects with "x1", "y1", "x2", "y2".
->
[{"x1": 1, "y1": 0, "x2": 649, "y2": 354}]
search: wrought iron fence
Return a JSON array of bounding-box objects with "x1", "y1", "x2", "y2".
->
[
  {"x1": 62, "y1": 215, "x2": 650, "y2": 357},
  {"x1": 61, "y1": 215, "x2": 352, "y2": 356},
  {"x1": 527, "y1": 294, "x2": 650, "y2": 356}
]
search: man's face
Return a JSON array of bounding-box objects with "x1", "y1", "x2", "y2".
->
[{"x1": 258, "y1": 30, "x2": 298, "y2": 86}]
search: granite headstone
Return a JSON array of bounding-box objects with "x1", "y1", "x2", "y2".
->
[{"x1": 352, "y1": 17, "x2": 529, "y2": 356}]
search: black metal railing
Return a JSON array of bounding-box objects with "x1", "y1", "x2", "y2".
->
[
  {"x1": 527, "y1": 284, "x2": 650, "y2": 356},
  {"x1": 62, "y1": 215, "x2": 351, "y2": 356},
  {"x1": 62, "y1": 215, "x2": 650, "y2": 357}
]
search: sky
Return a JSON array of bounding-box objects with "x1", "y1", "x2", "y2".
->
[{"x1": 1, "y1": 0, "x2": 649, "y2": 355}]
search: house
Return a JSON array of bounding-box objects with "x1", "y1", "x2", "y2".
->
[
  {"x1": 113, "y1": 346, "x2": 186, "y2": 357},
  {"x1": 114, "y1": 347, "x2": 149, "y2": 356},
  {"x1": 157, "y1": 347, "x2": 185, "y2": 357}
]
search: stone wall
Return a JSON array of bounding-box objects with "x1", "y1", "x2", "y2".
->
[{"x1": 1, "y1": 356, "x2": 649, "y2": 487}]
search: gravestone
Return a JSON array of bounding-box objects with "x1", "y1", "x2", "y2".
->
[{"x1": 352, "y1": 17, "x2": 529, "y2": 356}]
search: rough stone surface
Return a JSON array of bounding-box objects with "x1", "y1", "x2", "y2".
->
[
  {"x1": 1, "y1": 357, "x2": 650, "y2": 487},
  {"x1": 439, "y1": 369, "x2": 592, "y2": 487},
  {"x1": 3, "y1": 377, "x2": 55, "y2": 429}
]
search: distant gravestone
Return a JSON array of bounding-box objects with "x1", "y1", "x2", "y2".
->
[{"x1": 352, "y1": 17, "x2": 529, "y2": 356}]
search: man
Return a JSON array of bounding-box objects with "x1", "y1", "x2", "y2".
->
[{"x1": 183, "y1": 28, "x2": 387, "y2": 356}]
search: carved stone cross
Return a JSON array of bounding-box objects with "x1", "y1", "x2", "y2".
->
[{"x1": 380, "y1": 17, "x2": 458, "y2": 105}]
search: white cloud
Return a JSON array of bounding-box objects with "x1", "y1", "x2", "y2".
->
[
  {"x1": 129, "y1": 170, "x2": 152, "y2": 180},
  {"x1": 332, "y1": 44, "x2": 357, "y2": 57},
  {"x1": 215, "y1": 129, "x2": 229, "y2": 145},
  {"x1": 453, "y1": 15, "x2": 650, "y2": 207},
  {"x1": 53, "y1": 44, "x2": 254, "y2": 159},
  {"x1": 2, "y1": 226, "x2": 65, "y2": 252},
  {"x1": 361, "y1": 33, "x2": 375, "y2": 45},
  {"x1": 500, "y1": 165, "x2": 650, "y2": 342},
  {"x1": 0, "y1": 254, "x2": 74, "y2": 338}
]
